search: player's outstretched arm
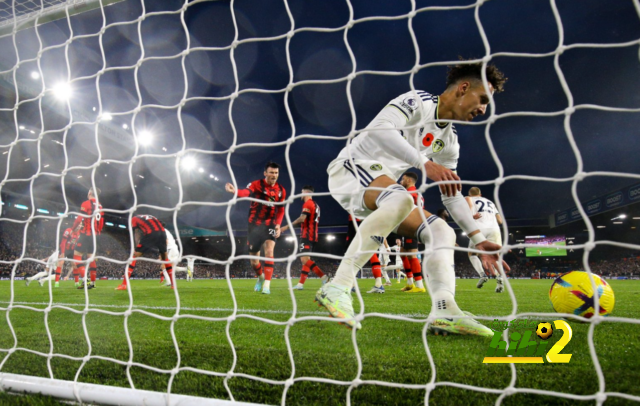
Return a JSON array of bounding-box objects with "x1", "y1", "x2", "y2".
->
[
  {"x1": 280, "y1": 213, "x2": 307, "y2": 234},
  {"x1": 475, "y1": 240, "x2": 510, "y2": 276}
]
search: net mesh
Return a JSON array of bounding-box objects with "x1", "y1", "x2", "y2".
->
[{"x1": 0, "y1": 0, "x2": 640, "y2": 405}]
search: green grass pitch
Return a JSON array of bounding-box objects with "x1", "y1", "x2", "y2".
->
[
  {"x1": 0, "y1": 278, "x2": 638, "y2": 406},
  {"x1": 526, "y1": 242, "x2": 568, "y2": 257}
]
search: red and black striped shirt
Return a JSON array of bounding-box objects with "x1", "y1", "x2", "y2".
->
[
  {"x1": 301, "y1": 199, "x2": 319, "y2": 242},
  {"x1": 131, "y1": 215, "x2": 165, "y2": 235},
  {"x1": 238, "y1": 179, "x2": 286, "y2": 226}
]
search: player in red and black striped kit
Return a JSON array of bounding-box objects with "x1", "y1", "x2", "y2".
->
[
  {"x1": 72, "y1": 188, "x2": 104, "y2": 290},
  {"x1": 280, "y1": 185, "x2": 327, "y2": 290},
  {"x1": 399, "y1": 172, "x2": 426, "y2": 293},
  {"x1": 53, "y1": 227, "x2": 81, "y2": 287},
  {"x1": 225, "y1": 162, "x2": 286, "y2": 294},
  {"x1": 116, "y1": 214, "x2": 174, "y2": 290}
]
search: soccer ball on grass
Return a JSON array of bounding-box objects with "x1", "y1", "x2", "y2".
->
[{"x1": 549, "y1": 271, "x2": 615, "y2": 318}]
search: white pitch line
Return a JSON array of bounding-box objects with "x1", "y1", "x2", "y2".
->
[{"x1": 0, "y1": 301, "x2": 432, "y2": 318}]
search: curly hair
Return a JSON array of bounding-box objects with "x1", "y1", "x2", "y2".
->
[{"x1": 446, "y1": 58, "x2": 507, "y2": 93}]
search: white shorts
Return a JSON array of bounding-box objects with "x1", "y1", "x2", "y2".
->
[
  {"x1": 469, "y1": 228, "x2": 502, "y2": 248},
  {"x1": 168, "y1": 247, "x2": 180, "y2": 263},
  {"x1": 327, "y1": 158, "x2": 400, "y2": 220}
]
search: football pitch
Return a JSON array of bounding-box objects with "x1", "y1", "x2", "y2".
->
[
  {"x1": 0, "y1": 279, "x2": 639, "y2": 406},
  {"x1": 526, "y1": 242, "x2": 568, "y2": 257}
]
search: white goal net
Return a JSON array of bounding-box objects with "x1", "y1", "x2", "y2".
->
[{"x1": 1, "y1": 0, "x2": 640, "y2": 405}]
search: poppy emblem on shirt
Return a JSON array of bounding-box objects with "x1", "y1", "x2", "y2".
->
[{"x1": 422, "y1": 133, "x2": 434, "y2": 147}]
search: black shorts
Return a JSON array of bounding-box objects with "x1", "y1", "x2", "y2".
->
[
  {"x1": 64, "y1": 250, "x2": 75, "y2": 260},
  {"x1": 75, "y1": 234, "x2": 97, "y2": 254},
  {"x1": 299, "y1": 239, "x2": 315, "y2": 254},
  {"x1": 247, "y1": 224, "x2": 275, "y2": 253},
  {"x1": 137, "y1": 231, "x2": 167, "y2": 255},
  {"x1": 402, "y1": 237, "x2": 418, "y2": 250}
]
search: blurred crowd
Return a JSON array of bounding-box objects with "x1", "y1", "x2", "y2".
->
[{"x1": 1, "y1": 220, "x2": 638, "y2": 281}]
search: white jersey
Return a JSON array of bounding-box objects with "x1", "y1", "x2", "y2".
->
[
  {"x1": 335, "y1": 90, "x2": 460, "y2": 179},
  {"x1": 389, "y1": 245, "x2": 403, "y2": 267},
  {"x1": 46, "y1": 251, "x2": 59, "y2": 270},
  {"x1": 187, "y1": 258, "x2": 195, "y2": 269},
  {"x1": 470, "y1": 196, "x2": 500, "y2": 229},
  {"x1": 165, "y1": 229, "x2": 178, "y2": 252}
]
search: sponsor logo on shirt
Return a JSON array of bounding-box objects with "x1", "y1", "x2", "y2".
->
[{"x1": 400, "y1": 97, "x2": 418, "y2": 113}]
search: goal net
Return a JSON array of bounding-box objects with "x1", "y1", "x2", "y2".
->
[{"x1": 1, "y1": 0, "x2": 639, "y2": 405}]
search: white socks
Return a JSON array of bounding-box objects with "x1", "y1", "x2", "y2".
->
[
  {"x1": 416, "y1": 216, "x2": 462, "y2": 316},
  {"x1": 332, "y1": 184, "x2": 414, "y2": 288},
  {"x1": 162, "y1": 269, "x2": 170, "y2": 282},
  {"x1": 382, "y1": 270, "x2": 391, "y2": 283},
  {"x1": 374, "y1": 277, "x2": 382, "y2": 288},
  {"x1": 28, "y1": 271, "x2": 49, "y2": 281},
  {"x1": 469, "y1": 255, "x2": 486, "y2": 278}
]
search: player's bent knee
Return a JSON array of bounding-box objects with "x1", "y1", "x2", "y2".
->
[
  {"x1": 376, "y1": 184, "x2": 414, "y2": 220},
  {"x1": 430, "y1": 218, "x2": 456, "y2": 248}
]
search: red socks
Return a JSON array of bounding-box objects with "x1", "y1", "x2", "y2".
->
[
  {"x1": 264, "y1": 258, "x2": 274, "y2": 281},
  {"x1": 123, "y1": 260, "x2": 137, "y2": 285},
  {"x1": 89, "y1": 261, "x2": 97, "y2": 283},
  {"x1": 55, "y1": 266, "x2": 62, "y2": 282},
  {"x1": 411, "y1": 257, "x2": 422, "y2": 281},
  {"x1": 370, "y1": 254, "x2": 382, "y2": 279},
  {"x1": 305, "y1": 259, "x2": 324, "y2": 277},
  {"x1": 252, "y1": 262, "x2": 263, "y2": 277},
  {"x1": 401, "y1": 256, "x2": 413, "y2": 279}
]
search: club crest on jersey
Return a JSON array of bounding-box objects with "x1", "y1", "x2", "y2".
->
[
  {"x1": 432, "y1": 139, "x2": 445, "y2": 153},
  {"x1": 369, "y1": 164, "x2": 383, "y2": 171}
]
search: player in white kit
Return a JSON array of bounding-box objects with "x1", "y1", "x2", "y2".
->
[
  {"x1": 383, "y1": 238, "x2": 405, "y2": 284},
  {"x1": 466, "y1": 187, "x2": 505, "y2": 292},
  {"x1": 25, "y1": 251, "x2": 59, "y2": 287},
  {"x1": 159, "y1": 228, "x2": 179, "y2": 287},
  {"x1": 315, "y1": 61, "x2": 509, "y2": 335}
]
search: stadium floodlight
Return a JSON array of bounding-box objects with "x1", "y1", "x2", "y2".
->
[
  {"x1": 209, "y1": 174, "x2": 214, "y2": 179},
  {"x1": 24, "y1": 158, "x2": 30, "y2": 161},
  {"x1": 101, "y1": 113, "x2": 113, "y2": 121},
  {"x1": 105, "y1": 222, "x2": 114, "y2": 226},
  {"x1": 30, "y1": 71, "x2": 40, "y2": 79},
  {"x1": 118, "y1": 224, "x2": 126, "y2": 229},
  {"x1": 198, "y1": 167, "x2": 204, "y2": 173},
  {"x1": 43, "y1": 164, "x2": 49, "y2": 168},
  {"x1": 57, "y1": 212, "x2": 64, "y2": 216},
  {"x1": 19, "y1": 125, "x2": 24, "y2": 130},
  {"x1": 285, "y1": 236, "x2": 295, "y2": 242},
  {"x1": 122, "y1": 124, "x2": 128, "y2": 130},
  {"x1": 462, "y1": 232, "x2": 467, "y2": 236},
  {"x1": 597, "y1": 225, "x2": 606, "y2": 228},
  {"x1": 613, "y1": 221, "x2": 623, "y2": 224},
  {"x1": 14, "y1": 204, "x2": 28, "y2": 210},
  {"x1": 214, "y1": 177, "x2": 219, "y2": 181},
  {"x1": 137, "y1": 130, "x2": 152, "y2": 146},
  {"x1": 37, "y1": 208, "x2": 49, "y2": 214},
  {"x1": 181, "y1": 156, "x2": 196, "y2": 170},
  {"x1": 52, "y1": 82, "x2": 72, "y2": 100},
  {"x1": 326, "y1": 235, "x2": 335, "y2": 241}
]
